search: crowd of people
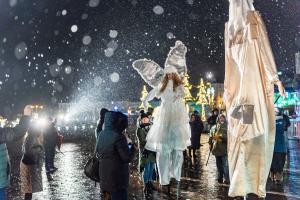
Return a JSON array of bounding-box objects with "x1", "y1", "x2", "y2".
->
[
  {"x1": 0, "y1": 106, "x2": 62, "y2": 200},
  {"x1": 0, "y1": 66, "x2": 292, "y2": 200},
  {"x1": 0, "y1": 73, "x2": 292, "y2": 200}
]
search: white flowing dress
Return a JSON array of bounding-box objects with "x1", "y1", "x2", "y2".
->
[
  {"x1": 144, "y1": 81, "x2": 191, "y2": 152},
  {"x1": 144, "y1": 80, "x2": 191, "y2": 184}
]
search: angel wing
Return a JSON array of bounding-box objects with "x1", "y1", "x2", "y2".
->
[
  {"x1": 164, "y1": 40, "x2": 187, "y2": 77},
  {"x1": 132, "y1": 59, "x2": 164, "y2": 88}
]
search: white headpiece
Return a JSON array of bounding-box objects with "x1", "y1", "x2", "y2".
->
[
  {"x1": 132, "y1": 41, "x2": 187, "y2": 88},
  {"x1": 228, "y1": 0, "x2": 255, "y2": 39},
  {"x1": 164, "y1": 65, "x2": 178, "y2": 74}
]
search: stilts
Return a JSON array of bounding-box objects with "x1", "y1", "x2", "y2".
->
[{"x1": 176, "y1": 181, "x2": 181, "y2": 200}]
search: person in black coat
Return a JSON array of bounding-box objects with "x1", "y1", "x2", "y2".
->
[
  {"x1": 188, "y1": 114, "x2": 204, "y2": 158},
  {"x1": 96, "y1": 111, "x2": 136, "y2": 200},
  {"x1": 43, "y1": 117, "x2": 58, "y2": 180},
  {"x1": 207, "y1": 109, "x2": 219, "y2": 130}
]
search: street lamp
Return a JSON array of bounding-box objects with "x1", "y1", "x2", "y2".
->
[{"x1": 206, "y1": 72, "x2": 213, "y2": 80}]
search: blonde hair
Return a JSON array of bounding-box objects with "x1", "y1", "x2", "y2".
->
[{"x1": 159, "y1": 73, "x2": 184, "y2": 93}]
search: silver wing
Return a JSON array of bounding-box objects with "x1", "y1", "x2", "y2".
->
[
  {"x1": 132, "y1": 59, "x2": 164, "y2": 88},
  {"x1": 164, "y1": 40, "x2": 187, "y2": 77}
]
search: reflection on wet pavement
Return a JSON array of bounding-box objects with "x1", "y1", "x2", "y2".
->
[{"x1": 7, "y1": 135, "x2": 300, "y2": 200}]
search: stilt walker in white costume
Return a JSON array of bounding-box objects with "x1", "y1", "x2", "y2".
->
[
  {"x1": 132, "y1": 41, "x2": 191, "y2": 196},
  {"x1": 224, "y1": 0, "x2": 286, "y2": 198}
]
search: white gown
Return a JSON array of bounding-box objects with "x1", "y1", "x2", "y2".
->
[
  {"x1": 144, "y1": 80, "x2": 191, "y2": 185},
  {"x1": 144, "y1": 81, "x2": 191, "y2": 152}
]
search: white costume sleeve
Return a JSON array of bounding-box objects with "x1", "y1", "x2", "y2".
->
[{"x1": 143, "y1": 86, "x2": 160, "y2": 108}]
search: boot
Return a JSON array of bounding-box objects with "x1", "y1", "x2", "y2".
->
[
  {"x1": 47, "y1": 173, "x2": 54, "y2": 181},
  {"x1": 193, "y1": 150, "x2": 197, "y2": 158},
  {"x1": 148, "y1": 181, "x2": 155, "y2": 190},
  {"x1": 24, "y1": 193, "x2": 32, "y2": 200},
  {"x1": 160, "y1": 184, "x2": 170, "y2": 195},
  {"x1": 143, "y1": 182, "x2": 150, "y2": 195}
]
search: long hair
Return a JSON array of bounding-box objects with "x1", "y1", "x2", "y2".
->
[{"x1": 159, "y1": 73, "x2": 184, "y2": 93}]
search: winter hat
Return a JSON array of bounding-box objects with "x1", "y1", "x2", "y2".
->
[
  {"x1": 164, "y1": 65, "x2": 178, "y2": 75},
  {"x1": 140, "y1": 112, "x2": 148, "y2": 120}
]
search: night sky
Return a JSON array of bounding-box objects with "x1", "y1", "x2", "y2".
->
[{"x1": 0, "y1": 0, "x2": 299, "y2": 116}]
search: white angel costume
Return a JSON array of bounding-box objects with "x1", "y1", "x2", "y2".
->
[
  {"x1": 224, "y1": 0, "x2": 285, "y2": 197},
  {"x1": 133, "y1": 41, "x2": 191, "y2": 185}
]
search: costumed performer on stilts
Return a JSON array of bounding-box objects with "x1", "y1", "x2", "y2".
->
[
  {"x1": 224, "y1": 0, "x2": 286, "y2": 198},
  {"x1": 132, "y1": 41, "x2": 191, "y2": 197}
]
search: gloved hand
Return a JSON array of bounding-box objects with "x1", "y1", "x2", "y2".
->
[
  {"x1": 275, "y1": 80, "x2": 286, "y2": 98},
  {"x1": 213, "y1": 134, "x2": 222, "y2": 142}
]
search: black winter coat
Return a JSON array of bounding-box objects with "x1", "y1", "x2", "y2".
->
[
  {"x1": 96, "y1": 111, "x2": 136, "y2": 192},
  {"x1": 189, "y1": 117, "x2": 204, "y2": 149},
  {"x1": 43, "y1": 124, "x2": 58, "y2": 149}
]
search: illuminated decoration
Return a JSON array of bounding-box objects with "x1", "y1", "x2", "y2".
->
[
  {"x1": 216, "y1": 95, "x2": 224, "y2": 109},
  {"x1": 113, "y1": 105, "x2": 119, "y2": 111},
  {"x1": 206, "y1": 82, "x2": 215, "y2": 108},
  {"x1": 195, "y1": 78, "x2": 209, "y2": 121},
  {"x1": 0, "y1": 116, "x2": 7, "y2": 128},
  {"x1": 127, "y1": 107, "x2": 132, "y2": 116},
  {"x1": 139, "y1": 85, "x2": 151, "y2": 109},
  {"x1": 183, "y1": 74, "x2": 194, "y2": 103},
  {"x1": 275, "y1": 92, "x2": 300, "y2": 108},
  {"x1": 30, "y1": 105, "x2": 44, "y2": 109}
]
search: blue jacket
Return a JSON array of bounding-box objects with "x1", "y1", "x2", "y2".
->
[
  {"x1": 0, "y1": 116, "x2": 30, "y2": 188},
  {"x1": 274, "y1": 116, "x2": 287, "y2": 153}
]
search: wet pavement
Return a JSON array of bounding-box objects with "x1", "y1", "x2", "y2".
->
[{"x1": 6, "y1": 133, "x2": 300, "y2": 200}]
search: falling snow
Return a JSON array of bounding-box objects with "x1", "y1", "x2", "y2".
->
[
  {"x1": 109, "y1": 30, "x2": 118, "y2": 39},
  {"x1": 14, "y1": 42, "x2": 27, "y2": 60},
  {"x1": 89, "y1": 0, "x2": 100, "y2": 8},
  {"x1": 153, "y1": 5, "x2": 164, "y2": 15},
  {"x1": 110, "y1": 72, "x2": 120, "y2": 83},
  {"x1": 0, "y1": 0, "x2": 297, "y2": 112},
  {"x1": 71, "y1": 25, "x2": 78, "y2": 33},
  {"x1": 82, "y1": 35, "x2": 92, "y2": 45}
]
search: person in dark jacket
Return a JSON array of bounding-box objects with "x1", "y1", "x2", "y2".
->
[
  {"x1": 43, "y1": 117, "x2": 58, "y2": 180},
  {"x1": 270, "y1": 110, "x2": 287, "y2": 184},
  {"x1": 136, "y1": 112, "x2": 156, "y2": 194},
  {"x1": 207, "y1": 109, "x2": 219, "y2": 130},
  {"x1": 188, "y1": 114, "x2": 204, "y2": 158},
  {"x1": 0, "y1": 105, "x2": 32, "y2": 200},
  {"x1": 96, "y1": 111, "x2": 136, "y2": 200},
  {"x1": 282, "y1": 109, "x2": 291, "y2": 152},
  {"x1": 209, "y1": 114, "x2": 229, "y2": 184}
]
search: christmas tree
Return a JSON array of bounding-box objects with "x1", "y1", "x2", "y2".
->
[
  {"x1": 139, "y1": 85, "x2": 151, "y2": 109},
  {"x1": 183, "y1": 74, "x2": 194, "y2": 102},
  {"x1": 216, "y1": 95, "x2": 223, "y2": 109},
  {"x1": 195, "y1": 78, "x2": 208, "y2": 121}
]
